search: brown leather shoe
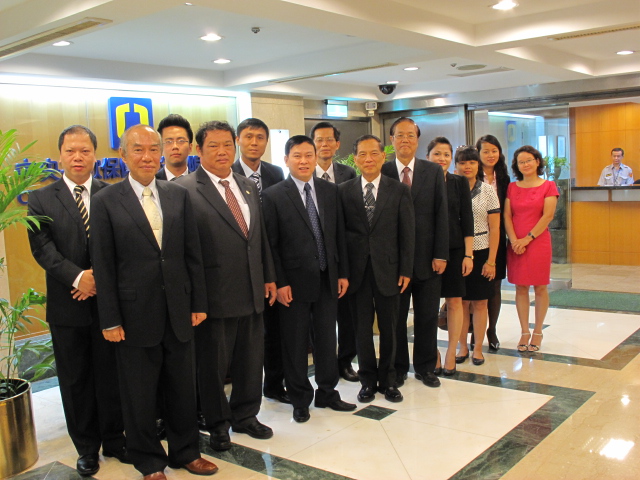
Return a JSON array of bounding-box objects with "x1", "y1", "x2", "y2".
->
[
  {"x1": 177, "y1": 457, "x2": 219, "y2": 475},
  {"x1": 143, "y1": 472, "x2": 167, "y2": 480}
]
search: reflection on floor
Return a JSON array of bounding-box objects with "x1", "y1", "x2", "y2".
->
[
  {"x1": 558, "y1": 263, "x2": 640, "y2": 294},
  {"x1": 17, "y1": 289, "x2": 640, "y2": 479}
]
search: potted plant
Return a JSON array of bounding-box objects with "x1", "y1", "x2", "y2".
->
[{"x1": 0, "y1": 128, "x2": 56, "y2": 478}]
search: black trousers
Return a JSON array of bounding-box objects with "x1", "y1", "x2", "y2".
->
[
  {"x1": 279, "y1": 271, "x2": 340, "y2": 409},
  {"x1": 115, "y1": 322, "x2": 200, "y2": 476},
  {"x1": 337, "y1": 295, "x2": 357, "y2": 368},
  {"x1": 196, "y1": 312, "x2": 264, "y2": 431},
  {"x1": 395, "y1": 275, "x2": 442, "y2": 376},
  {"x1": 349, "y1": 261, "x2": 399, "y2": 388},
  {"x1": 49, "y1": 317, "x2": 125, "y2": 456},
  {"x1": 263, "y1": 300, "x2": 285, "y2": 396}
]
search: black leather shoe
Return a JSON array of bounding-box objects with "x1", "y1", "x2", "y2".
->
[
  {"x1": 197, "y1": 412, "x2": 207, "y2": 431},
  {"x1": 293, "y1": 407, "x2": 310, "y2": 423},
  {"x1": 415, "y1": 372, "x2": 441, "y2": 388},
  {"x1": 443, "y1": 367, "x2": 456, "y2": 376},
  {"x1": 103, "y1": 446, "x2": 132, "y2": 464},
  {"x1": 455, "y1": 353, "x2": 469, "y2": 364},
  {"x1": 77, "y1": 453, "x2": 99, "y2": 476},
  {"x1": 381, "y1": 386, "x2": 403, "y2": 403},
  {"x1": 210, "y1": 429, "x2": 232, "y2": 451},
  {"x1": 264, "y1": 390, "x2": 292, "y2": 404},
  {"x1": 232, "y1": 419, "x2": 273, "y2": 439},
  {"x1": 357, "y1": 385, "x2": 376, "y2": 403},
  {"x1": 339, "y1": 365, "x2": 359, "y2": 382},
  {"x1": 472, "y1": 355, "x2": 485, "y2": 366},
  {"x1": 434, "y1": 367, "x2": 443, "y2": 376},
  {"x1": 156, "y1": 418, "x2": 166, "y2": 440},
  {"x1": 394, "y1": 372, "x2": 408, "y2": 387},
  {"x1": 315, "y1": 399, "x2": 357, "y2": 411}
]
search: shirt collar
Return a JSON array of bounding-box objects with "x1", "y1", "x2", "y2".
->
[
  {"x1": 63, "y1": 173, "x2": 92, "y2": 194},
  {"x1": 239, "y1": 158, "x2": 261, "y2": 178},
  {"x1": 394, "y1": 157, "x2": 415, "y2": 176},
  {"x1": 203, "y1": 168, "x2": 234, "y2": 186},
  {"x1": 128, "y1": 175, "x2": 159, "y2": 199},
  {"x1": 315, "y1": 163, "x2": 335, "y2": 181},
  {"x1": 291, "y1": 175, "x2": 315, "y2": 194},
  {"x1": 164, "y1": 166, "x2": 188, "y2": 181},
  {"x1": 361, "y1": 174, "x2": 381, "y2": 191}
]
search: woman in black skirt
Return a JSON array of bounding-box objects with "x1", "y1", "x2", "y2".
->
[
  {"x1": 428, "y1": 137, "x2": 473, "y2": 375},
  {"x1": 455, "y1": 146, "x2": 500, "y2": 365}
]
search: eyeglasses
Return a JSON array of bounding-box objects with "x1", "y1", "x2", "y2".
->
[
  {"x1": 163, "y1": 139, "x2": 189, "y2": 146},
  {"x1": 517, "y1": 159, "x2": 536, "y2": 166},
  {"x1": 314, "y1": 137, "x2": 336, "y2": 144},
  {"x1": 393, "y1": 134, "x2": 417, "y2": 140}
]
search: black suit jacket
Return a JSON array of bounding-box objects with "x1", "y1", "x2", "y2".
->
[
  {"x1": 339, "y1": 175, "x2": 415, "y2": 297},
  {"x1": 262, "y1": 177, "x2": 348, "y2": 303},
  {"x1": 90, "y1": 178, "x2": 207, "y2": 347},
  {"x1": 232, "y1": 158, "x2": 284, "y2": 190},
  {"x1": 176, "y1": 167, "x2": 276, "y2": 318},
  {"x1": 28, "y1": 178, "x2": 109, "y2": 326},
  {"x1": 155, "y1": 167, "x2": 168, "y2": 181},
  {"x1": 315, "y1": 162, "x2": 357, "y2": 185},
  {"x1": 381, "y1": 159, "x2": 449, "y2": 281},
  {"x1": 445, "y1": 173, "x2": 474, "y2": 250}
]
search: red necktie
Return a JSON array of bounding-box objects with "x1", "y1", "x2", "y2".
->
[
  {"x1": 219, "y1": 180, "x2": 249, "y2": 238},
  {"x1": 402, "y1": 166, "x2": 412, "y2": 188}
]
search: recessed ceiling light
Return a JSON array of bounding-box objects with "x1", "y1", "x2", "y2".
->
[
  {"x1": 52, "y1": 40, "x2": 72, "y2": 47},
  {"x1": 387, "y1": 80, "x2": 399, "y2": 84},
  {"x1": 404, "y1": 67, "x2": 419, "y2": 71},
  {"x1": 617, "y1": 50, "x2": 634, "y2": 55},
  {"x1": 185, "y1": 2, "x2": 193, "y2": 5},
  {"x1": 491, "y1": 0, "x2": 518, "y2": 10},
  {"x1": 200, "y1": 33, "x2": 222, "y2": 42},
  {"x1": 213, "y1": 58, "x2": 231, "y2": 64}
]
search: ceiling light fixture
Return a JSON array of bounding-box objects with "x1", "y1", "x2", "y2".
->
[
  {"x1": 185, "y1": 2, "x2": 193, "y2": 5},
  {"x1": 52, "y1": 40, "x2": 72, "y2": 47},
  {"x1": 387, "y1": 80, "x2": 399, "y2": 84},
  {"x1": 200, "y1": 33, "x2": 222, "y2": 42},
  {"x1": 617, "y1": 50, "x2": 634, "y2": 55},
  {"x1": 491, "y1": 0, "x2": 518, "y2": 10},
  {"x1": 404, "y1": 67, "x2": 419, "y2": 71},
  {"x1": 213, "y1": 58, "x2": 231, "y2": 64}
]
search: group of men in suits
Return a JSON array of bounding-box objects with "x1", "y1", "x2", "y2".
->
[{"x1": 28, "y1": 113, "x2": 449, "y2": 479}]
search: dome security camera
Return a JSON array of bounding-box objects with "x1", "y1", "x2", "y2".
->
[
  {"x1": 251, "y1": 27, "x2": 261, "y2": 34},
  {"x1": 379, "y1": 84, "x2": 396, "y2": 95}
]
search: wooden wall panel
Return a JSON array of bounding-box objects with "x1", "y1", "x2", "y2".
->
[{"x1": 571, "y1": 202, "x2": 610, "y2": 253}]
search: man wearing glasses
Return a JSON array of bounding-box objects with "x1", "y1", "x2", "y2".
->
[{"x1": 157, "y1": 114, "x2": 193, "y2": 181}]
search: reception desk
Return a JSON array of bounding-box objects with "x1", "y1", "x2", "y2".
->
[{"x1": 571, "y1": 186, "x2": 640, "y2": 265}]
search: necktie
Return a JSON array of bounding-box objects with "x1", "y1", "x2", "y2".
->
[
  {"x1": 321, "y1": 172, "x2": 331, "y2": 182},
  {"x1": 249, "y1": 172, "x2": 262, "y2": 196},
  {"x1": 364, "y1": 183, "x2": 376, "y2": 226},
  {"x1": 74, "y1": 185, "x2": 90, "y2": 238},
  {"x1": 304, "y1": 183, "x2": 327, "y2": 271},
  {"x1": 402, "y1": 166, "x2": 412, "y2": 188},
  {"x1": 220, "y1": 180, "x2": 249, "y2": 238},
  {"x1": 142, "y1": 187, "x2": 163, "y2": 247}
]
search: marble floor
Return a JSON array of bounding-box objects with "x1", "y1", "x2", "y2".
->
[
  {"x1": 553, "y1": 263, "x2": 640, "y2": 294},
  {"x1": 16, "y1": 287, "x2": 640, "y2": 480}
]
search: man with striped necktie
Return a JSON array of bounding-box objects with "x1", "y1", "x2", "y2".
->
[{"x1": 27, "y1": 125, "x2": 128, "y2": 476}]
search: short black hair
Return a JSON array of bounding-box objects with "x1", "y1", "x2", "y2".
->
[
  {"x1": 426, "y1": 136, "x2": 452, "y2": 156},
  {"x1": 285, "y1": 135, "x2": 315, "y2": 156},
  {"x1": 310, "y1": 121, "x2": 341, "y2": 142},
  {"x1": 455, "y1": 146, "x2": 484, "y2": 182},
  {"x1": 195, "y1": 121, "x2": 236, "y2": 148},
  {"x1": 353, "y1": 134, "x2": 384, "y2": 155},
  {"x1": 512, "y1": 145, "x2": 545, "y2": 180},
  {"x1": 612, "y1": 147, "x2": 624, "y2": 156},
  {"x1": 157, "y1": 114, "x2": 193, "y2": 143},
  {"x1": 389, "y1": 117, "x2": 421, "y2": 138},
  {"x1": 58, "y1": 125, "x2": 97, "y2": 151},
  {"x1": 237, "y1": 118, "x2": 269, "y2": 140}
]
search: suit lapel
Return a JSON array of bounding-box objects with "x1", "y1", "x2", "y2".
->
[
  {"x1": 352, "y1": 177, "x2": 370, "y2": 231},
  {"x1": 118, "y1": 179, "x2": 160, "y2": 251},
  {"x1": 284, "y1": 177, "x2": 315, "y2": 234},
  {"x1": 235, "y1": 173, "x2": 258, "y2": 240},
  {"x1": 314, "y1": 178, "x2": 327, "y2": 230},
  {"x1": 196, "y1": 168, "x2": 247, "y2": 240},
  {"x1": 370, "y1": 176, "x2": 391, "y2": 230},
  {"x1": 156, "y1": 181, "x2": 175, "y2": 250},
  {"x1": 55, "y1": 180, "x2": 84, "y2": 226},
  {"x1": 411, "y1": 159, "x2": 426, "y2": 200}
]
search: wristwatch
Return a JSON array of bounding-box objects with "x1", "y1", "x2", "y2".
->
[
  {"x1": 464, "y1": 254, "x2": 474, "y2": 260},
  {"x1": 527, "y1": 232, "x2": 536, "y2": 240}
]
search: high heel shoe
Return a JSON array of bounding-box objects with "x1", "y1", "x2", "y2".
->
[
  {"x1": 455, "y1": 352, "x2": 469, "y2": 364},
  {"x1": 472, "y1": 354, "x2": 485, "y2": 366},
  {"x1": 517, "y1": 333, "x2": 531, "y2": 352},
  {"x1": 443, "y1": 367, "x2": 456, "y2": 376},
  {"x1": 528, "y1": 333, "x2": 543, "y2": 352},
  {"x1": 487, "y1": 329, "x2": 500, "y2": 352}
]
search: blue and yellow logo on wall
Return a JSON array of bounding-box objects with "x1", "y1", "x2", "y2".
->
[{"x1": 107, "y1": 97, "x2": 154, "y2": 149}]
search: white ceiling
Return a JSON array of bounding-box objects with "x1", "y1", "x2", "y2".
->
[{"x1": 0, "y1": 0, "x2": 638, "y2": 101}]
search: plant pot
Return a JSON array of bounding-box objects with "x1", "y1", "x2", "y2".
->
[{"x1": 0, "y1": 378, "x2": 38, "y2": 477}]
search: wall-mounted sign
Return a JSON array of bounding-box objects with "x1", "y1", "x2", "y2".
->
[{"x1": 107, "y1": 97, "x2": 154, "y2": 149}]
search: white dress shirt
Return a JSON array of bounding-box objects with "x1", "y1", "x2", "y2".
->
[
  {"x1": 394, "y1": 158, "x2": 415, "y2": 184},
  {"x1": 315, "y1": 163, "x2": 335, "y2": 183},
  {"x1": 204, "y1": 169, "x2": 251, "y2": 229}
]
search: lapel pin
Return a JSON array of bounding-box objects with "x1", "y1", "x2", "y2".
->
[{"x1": 246, "y1": 190, "x2": 251, "y2": 194}]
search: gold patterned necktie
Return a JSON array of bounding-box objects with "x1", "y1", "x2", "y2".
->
[
  {"x1": 74, "y1": 185, "x2": 90, "y2": 238},
  {"x1": 142, "y1": 187, "x2": 162, "y2": 247}
]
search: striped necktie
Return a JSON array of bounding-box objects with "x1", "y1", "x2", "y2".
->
[
  {"x1": 74, "y1": 185, "x2": 90, "y2": 238},
  {"x1": 364, "y1": 183, "x2": 375, "y2": 226},
  {"x1": 220, "y1": 180, "x2": 249, "y2": 238},
  {"x1": 249, "y1": 172, "x2": 261, "y2": 196},
  {"x1": 304, "y1": 183, "x2": 327, "y2": 271}
]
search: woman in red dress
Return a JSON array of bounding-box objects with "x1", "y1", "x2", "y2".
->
[{"x1": 505, "y1": 146, "x2": 559, "y2": 353}]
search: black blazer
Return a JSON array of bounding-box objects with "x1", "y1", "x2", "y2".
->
[
  {"x1": 232, "y1": 158, "x2": 284, "y2": 190},
  {"x1": 90, "y1": 178, "x2": 207, "y2": 347},
  {"x1": 27, "y1": 178, "x2": 109, "y2": 326},
  {"x1": 315, "y1": 162, "x2": 357, "y2": 185},
  {"x1": 381, "y1": 159, "x2": 449, "y2": 281},
  {"x1": 445, "y1": 173, "x2": 474, "y2": 250},
  {"x1": 494, "y1": 174, "x2": 510, "y2": 279},
  {"x1": 155, "y1": 167, "x2": 168, "y2": 180},
  {"x1": 176, "y1": 167, "x2": 276, "y2": 318},
  {"x1": 339, "y1": 175, "x2": 415, "y2": 297},
  {"x1": 262, "y1": 177, "x2": 348, "y2": 303}
]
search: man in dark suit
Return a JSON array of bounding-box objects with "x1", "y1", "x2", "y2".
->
[
  {"x1": 28, "y1": 125, "x2": 128, "y2": 477},
  {"x1": 156, "y1": 114, "x2": 192, "y2": 181},
  {"x1": 262, "y1": 135, "x2": 355, "y2": 423},
  {"x1": 177, "y1": 121, "x2": 277, "y2": 452},
  {"x1": 382, "y1": 117, "x2": 449, "y2": 389},
  {"x1": 231, "y1": 117, "x2": 289, "y2": 405},
  {"x1": 310, "y1": 121, "x2": 359, "y2": 383},
  {"x1": 91, "y1": 125, "x2": 218, "y2": 480},
  {"x1": 339, "y1": 135, "x2": 415, "y2": 404}
]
